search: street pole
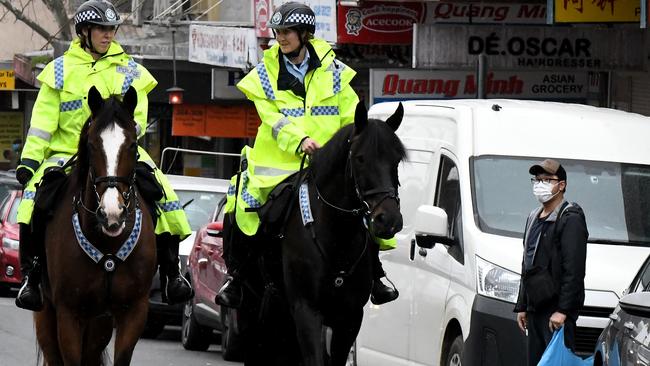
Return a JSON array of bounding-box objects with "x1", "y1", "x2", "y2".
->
[
  {"x1": 172, "y1": 28, "x2": 177, "y2": 87},
  {"x1": 477, "y1": 53, "x2": 487, "y2": 99}
]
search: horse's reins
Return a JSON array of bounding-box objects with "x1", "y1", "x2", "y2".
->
[{"x1": 309, "y1": 135, "x2": 400, "y2": 288}]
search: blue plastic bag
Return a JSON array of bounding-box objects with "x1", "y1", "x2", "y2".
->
[{"x1": 537, "y1": 327, "x2": 594, "y2": 366}]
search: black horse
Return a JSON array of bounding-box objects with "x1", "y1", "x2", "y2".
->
[{"x1": 244, "y1": 102, "x2": 406, "y2": 366}]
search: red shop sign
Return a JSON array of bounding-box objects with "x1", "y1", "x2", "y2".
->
[{"x1": 337, "y1": 2, "x2": 425, "y2": 45}]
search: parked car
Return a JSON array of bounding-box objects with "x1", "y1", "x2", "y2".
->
[
  {"x1": 594, "y1": 255, "x2": 650, "y2": 365},
  {"x1": 0, "y1": 170, "x2": 20, "y2": 203},
  {"x1": 0, "y1": 189, "x2": 22, "y2": 295},
  {"x1": 182, "y1": 196, "x2": 244, "y2": 361},
  {"x1": 144, "y1": 174, "x2": 230, "y2": 338}
]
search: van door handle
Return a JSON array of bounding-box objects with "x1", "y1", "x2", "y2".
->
[
  {"x1": 624, "y1": 322, "x2": 635, "y2": 331},
  {"x1": 198, "y1": 258, "x2": 208, "y2": 268},
  {"x1": 609, "y1": 313, "x2": 619, "y2": 321},
  {"x1": 409, "y1": 239, "x2": 415, "y2": 261}
]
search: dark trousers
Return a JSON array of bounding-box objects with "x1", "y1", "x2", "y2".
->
[{"x1": 527, "y1": 309, "x2": 576, "y2": 366}]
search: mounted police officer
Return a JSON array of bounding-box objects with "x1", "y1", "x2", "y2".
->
[
  {"x1": 216, "y1": 2, "x2": 399, "y2": 309},
  {"x1": 15, "y1": 0, "x2": 193, "y2": 311}
]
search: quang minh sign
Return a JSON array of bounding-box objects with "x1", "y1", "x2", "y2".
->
[
  {"x1": 370, "y1": 69, "x2": 589, "y2": 104},
  {"x1": 425, "y1": 2, "x2": 547, "y2": 24},
  {"x1": 338, "y1": 2, "x2": 425, "y2": 44}
]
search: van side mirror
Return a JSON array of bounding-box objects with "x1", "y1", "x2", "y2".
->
[
  {"x1": 207, "y1": 221, "x2": 224, "y2": 237},
  {"x1": 414, "y1": 205, "x2": 453, "y2": 249}
]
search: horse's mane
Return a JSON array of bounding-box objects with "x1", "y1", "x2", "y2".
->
[
  {"x1": 311, "y1": 119, "x2": 407, "y2": 179},
  {"x1": 74, "y1": 96, "x2": 137, "y2": 189}
]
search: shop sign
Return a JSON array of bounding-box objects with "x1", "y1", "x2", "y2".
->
[
  {"x1": 255, "y1": 0, "x2": 273, "y2": 38},
  {"x1": 338, "y1": 2, "x2": 426, "y2": 44},
  {"x1": 0, "y1": 112, "x2": 23, "y2": 163},
  {"x1": 189, "y1": 25, "x2": 258, "y2": 69},
  {"x1": 370, "y1": 69, "x2": 589, "y2": 104},
  {"x1": 172, "y1": 104, "x2": 260, "y2": 138},
  {"x1": 211, "y1": 69, "x2": 247, "y2": 100},
  {"x1": 0, "y1": 70, "x2": 15, "y2": 90},
  {"x1": 273, "y1": 0, "x2": 337, "y2": 43},
  {"x1": 414, "y1": 25, "x2": 644, "y2": 71},
  {"x1": 425, "y1": 3, "x2": 547, "y2": 24},
  {"x1": 554, "y1": 0, "x2": 641, "y2": 23}
]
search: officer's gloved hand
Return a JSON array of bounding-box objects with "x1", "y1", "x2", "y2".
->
[{"x1": 16, "y1": 166, "x2": 34, "y2": 186}]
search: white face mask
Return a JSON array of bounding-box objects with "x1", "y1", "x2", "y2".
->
[{"x1": 533, "y1": 181, "x2": 559, "y2": 203}]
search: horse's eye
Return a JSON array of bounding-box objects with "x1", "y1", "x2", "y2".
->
[{"x1": 355, "y1": 155, "x2": 365, "y2": 164}]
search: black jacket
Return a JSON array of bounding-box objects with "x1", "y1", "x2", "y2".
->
[{"x1": 514, "y1": 200, "x2": 589, "y2": 320}]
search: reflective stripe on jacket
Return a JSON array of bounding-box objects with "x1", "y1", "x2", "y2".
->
[{"x1": 229, "y1": 38, "x2": 359, "y2": 235}]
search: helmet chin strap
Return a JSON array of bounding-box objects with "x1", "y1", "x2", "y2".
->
[
  {"x1": 83, "y1": 27, "x2": 108, "y2": 57},
  {"x1": 282, "y1": 36, "x2": 304, "y2": 60}
]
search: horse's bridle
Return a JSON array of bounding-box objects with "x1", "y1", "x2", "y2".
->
[
  {"x1": 76, "y1": 168, "x2": 137, "y2": 216},
  {"x1": 315, "y1": 141, "x2": 400, "y2": 219}
]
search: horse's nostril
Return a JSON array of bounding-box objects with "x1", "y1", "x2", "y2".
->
[{"x1": 108, "y1": 223, "x2": 120, "y2": 231}]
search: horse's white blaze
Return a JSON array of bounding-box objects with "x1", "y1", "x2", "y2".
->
[{"x1": 100, "y1": 124, "x2": 126, "y2": 232}]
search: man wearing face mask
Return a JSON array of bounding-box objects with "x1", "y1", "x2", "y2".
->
[{"x1": 514, "y1": 159, "x2": 588, "y2": 366}]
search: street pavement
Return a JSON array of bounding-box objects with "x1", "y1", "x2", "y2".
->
[{"x1": 0, "y1": 293, "x2": 242, "y2": 365}]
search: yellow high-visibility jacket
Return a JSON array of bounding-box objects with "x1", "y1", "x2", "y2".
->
[
  {"x1": 226, "y1": 38, "x2": 359, "y2": 236},
  {"x1": 17, "y1": 39, "x2": 190, "y2": 239}
]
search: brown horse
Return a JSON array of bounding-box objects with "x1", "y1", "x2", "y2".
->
[{"x1": 34, "y1": 86, "x2": 156, "y2": 366}]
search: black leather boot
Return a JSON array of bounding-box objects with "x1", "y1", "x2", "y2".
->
[
  {"x1": 370, "y1": 277, "x2": 399, "y2": 305},
  {"x1": 215, "y1": 274, "x2": 243, "y2": 309},
  {"x1": 157, "y1": 233, "x2": 193, "y2": 305},
  {"x1": 15, "y1": 224, "x2": 43, "y2": 311}
]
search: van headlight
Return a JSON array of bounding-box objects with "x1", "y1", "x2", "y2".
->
[
  {"x1": 2, "y1": 237, "x2": 19, "y2": 250},
  {"x1": 476, "y1": 256, "x2": 521, "y2": 304}
]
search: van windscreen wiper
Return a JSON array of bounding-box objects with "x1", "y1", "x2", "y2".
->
[{"x1": 588, "y1": 238, "x2": 650, "y2": 246}]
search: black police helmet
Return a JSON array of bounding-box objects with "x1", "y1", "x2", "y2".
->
[
  {"x1": 74, "y1": 0, "x2": 122, "y2": 35},
  {"x1": 268, "y1": 2, "x2": 316, "y2": 35}
]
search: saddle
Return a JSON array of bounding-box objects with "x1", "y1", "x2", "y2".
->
[
  {"x1": 252, "y1": 172, "x2": 303, "y2": 237},
  {"x1": 34, "y1": 158, "x2": 76, "y2": 217}
]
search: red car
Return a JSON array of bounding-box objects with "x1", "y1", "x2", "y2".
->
[
  {"x1": 182, "y1": 197, "x2": 244, "y2": 360},
  {"x1": 0, "y1": 189, "x2": 22, "y2": 294}
]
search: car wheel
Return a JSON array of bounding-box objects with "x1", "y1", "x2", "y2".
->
[
  {"x1": 221, "y1": 306, "x2": 244, "y2": 361},
  {"x1": 181, "y1": 301, "x2": 211, "y2": 351},
  {"x1": 141, "y1": 318, "x2": 165, "y2": 339},
  {"x1": 444, "y1": 335, "x2": 463, "y2": 366}
]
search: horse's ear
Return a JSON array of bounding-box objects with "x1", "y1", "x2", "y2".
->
[
  {"x1": 123, "y1": 86, "x2": 137, "y2": 116},
  {"x1": 87, "y1": 86, "x2": 103, "y2": 117},
  {"x1": 385, "y1": 102, "x2": 403, "y2": 131},
  {"x1": 354, "y1": 100, "x2": 368, "y2": 134}
]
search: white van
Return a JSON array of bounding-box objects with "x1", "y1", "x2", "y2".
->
[{"x1": 354, "y1": 99, "x2": 650, "y2": 366}]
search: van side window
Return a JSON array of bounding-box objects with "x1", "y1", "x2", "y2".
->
[
  {"x1": 633, "y1": 257, "x2": 650, "y2": 293},
  {"x1": 435, "y1": 155, "x2": 463, "y2": 263}
]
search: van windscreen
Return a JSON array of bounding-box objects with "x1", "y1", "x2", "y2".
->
[{"x1": 472, "y1": 156, "x2": 650, "y2": 245}]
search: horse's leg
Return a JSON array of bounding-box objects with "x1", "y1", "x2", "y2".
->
[
  {"x1": 329, "y1": 307, "x2": 363, "y2": 366},
  {"x1": 291, "y1": 300, "x2": 325, "y2": 366},
  {"x1": 81, "y1": 315, "x2": 113, "y2": 366},
  {"x1": 113, "y1": 297, "x2": 148, "y2": 366},
  {"x1": 34, "y1": 300, "x2": 64, "y2": 366},
  {"x1": 56, "y1": 307, "x2": 85, "y2": 366}
]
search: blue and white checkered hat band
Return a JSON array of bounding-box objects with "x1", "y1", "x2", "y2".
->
[
  {"x1": 74, "y1": 10, "x2": 102, "y2": 24},
  {"x1": 286, "y1": 13, "x2": 315, "y2": 26}
]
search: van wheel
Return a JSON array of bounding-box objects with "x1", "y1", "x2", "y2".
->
[{"x1": 444, "y1": 335, "x2": 463, "y2": 366}]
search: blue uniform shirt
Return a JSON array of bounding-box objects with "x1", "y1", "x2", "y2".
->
[{"x1": 283, "y1": 48, "x2": 311, "y2": 84}]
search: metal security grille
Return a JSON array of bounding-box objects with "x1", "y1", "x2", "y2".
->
[{"x1": 574, "y1": 326, "x2": 603, "y2": 356}]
